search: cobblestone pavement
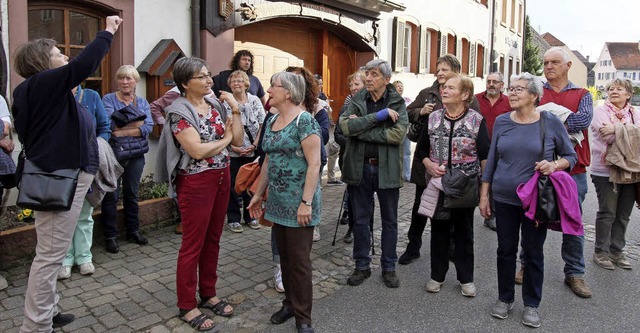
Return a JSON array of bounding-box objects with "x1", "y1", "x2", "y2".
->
[{"x1": 0, "y1": 180, "x2": 638, "y2": 333}]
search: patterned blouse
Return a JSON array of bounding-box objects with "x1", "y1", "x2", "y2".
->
[
  {"x1": 222, "y1": 93, "x2": 265, "y2": 157},
  {"x1": 170, "y1": 104, "x2": 229, "y2": 174},
  {"x1": 425, "y1": 109, "x2": 490, "y2": 175}
]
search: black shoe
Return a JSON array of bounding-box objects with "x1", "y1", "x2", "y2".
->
[
  {"x1": 270, "y1": 306, "x2": 294, "y2": 324},
  {"x1": 52, "y1": 313, "x2": 75, "y2": 328},
  {"x1": 382, "y1": 271, "x2": 400, "y2": 288},
  {"x1": 297, "y1": 324, "x2": 315, "y2": 333},
  {"x1": 339, "y1": 212, "x2": 349, "y2": 225},
  {"x1": 127, "y1": 231, "x2": 149, "y2": 245},
  {"x1": 342, "y1": 230, "x2": 353, "y2": 244},
  {"x1": 398, "y1": 251, "x2": 420, "y2": 265},
  {"x1": 484, "y1": 218, "x2": 497, "y2": 231},
  {"x1": 347, "y1": 269, "x2": 371, "y2": 286},
  {"x1": 105, "y1": 238, "x2": 119, "y2": 254}
]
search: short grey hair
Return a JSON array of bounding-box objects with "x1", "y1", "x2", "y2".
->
[
  {"x1": 172, "y1": 57, "x2": 208, "y2": 96},
  {"x1": 271, "y1": 71, "x2": 305, "y2": 105},
  {"x1": 511, "y1": 72, "x2": 544, "y2": 105},
  {"x1": 544, "y1": 47, "x2": 571, "y2": 63},
  {"x1": 364, "y1": 59, "x2": 392, "y2": 79},
  {"x1": 487, "y1": 71, "x2": 504, "y2": 82}
]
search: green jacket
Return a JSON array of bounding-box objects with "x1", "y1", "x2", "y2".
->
[{"x1": 338, "y1": 84, "x2": 408, "y2": 189}]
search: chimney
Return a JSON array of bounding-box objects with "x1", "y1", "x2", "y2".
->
[{"x1": 586, "y1": 55, "x2": 590, "y2": 61}]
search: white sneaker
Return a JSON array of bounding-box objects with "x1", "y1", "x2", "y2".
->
[
  {"x1": 79, "y1": 262, "x2": 95, "y2": 275},
  {"x1": 313, "y1": 227, "x2": 321, "y2": 242},
  {"x1": 58, "y1": 266, "x2": 72, "y2": 280},
  {"x1": 425, "y1": 279, "x2": 443, "y2": 293},
  {"x1": 274, "y1": 264, "x2": 284, "y2": 293},
  {"x1": 460, "y1": 282, "x2": 477, "y2": 297}
]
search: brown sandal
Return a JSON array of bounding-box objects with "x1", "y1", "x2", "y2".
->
[
  {"x1": 178, "y1": 309, "x2": 216, "y2": 331},
  {"x1": 199, "y1": 298, "x2": 234, "y2": 317}
]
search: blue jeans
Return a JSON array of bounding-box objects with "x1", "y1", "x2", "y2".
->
[
  {"x1": 402, "y1": 137, "x2": 411, "y2": 181},
  {"x1": 562, "y1": 173, "x2": 587, "y2": 278},
  {"x1": 101, "y1": 155, "x2": 145, "y2": 239},
  {"x1": 495, "y1": 202, "x2": 547, "y2": 308},
  {"x1": 348, "y1": 164, "x2": 399, "y2": 271}
]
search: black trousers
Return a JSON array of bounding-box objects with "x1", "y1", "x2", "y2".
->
[
  {"x1": 430, "y1": 207, "x2": 475, "y2": 283},
  {"x1": 405, "y1": 185, "x2": 428, "y2": 254}
]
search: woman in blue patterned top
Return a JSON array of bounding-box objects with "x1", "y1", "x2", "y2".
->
[{"x1": 248, "y1": 71, "x2": 321, "y2": 333}]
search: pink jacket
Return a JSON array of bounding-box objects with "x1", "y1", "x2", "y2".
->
[
  {"x1": 418, "y1": 176, "x2": 443, "y2": 218},
  {"x1": 516, "y1": 171, "x2": 583, "y2": 235}
]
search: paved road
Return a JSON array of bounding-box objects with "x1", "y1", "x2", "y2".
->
[{"x1": 0, "y1": 175, "x2": 638, "y2": 332}]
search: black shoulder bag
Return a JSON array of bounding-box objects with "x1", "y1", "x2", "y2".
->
[
  {"x1": 16, "y1": 91, "x2": 81, "y2": 211},
  {"x1": 534, "y1": 113, "x2": 560, "y2": 223}
]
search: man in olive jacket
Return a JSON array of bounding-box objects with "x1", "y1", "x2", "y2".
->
[{"x1": 339, "y1": 59, "x2": 408, "y2": 288}]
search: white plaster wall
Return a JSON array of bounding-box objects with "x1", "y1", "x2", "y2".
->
[
  {"x1": 133, "y1": 0, "x2": 192, "y2": 178},
  {"x1": 594, "y1": 45, "x2": 615, "y2": 89},
  {"x1": 379, "y1": 0, "x2": 491, "y2": 102}
]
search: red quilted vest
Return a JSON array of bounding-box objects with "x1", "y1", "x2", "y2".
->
[{"x1": 540, "y1": 87, "x2": 590, "y2": 175}]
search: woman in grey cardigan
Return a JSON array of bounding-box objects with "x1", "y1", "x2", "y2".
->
[{"x1": 155, "y1": 57, "x2": 243, "y2": 331}]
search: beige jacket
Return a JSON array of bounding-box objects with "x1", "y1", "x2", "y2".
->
[{"x1": 605, "y1": 123, "x2": 640, "y2": 184}]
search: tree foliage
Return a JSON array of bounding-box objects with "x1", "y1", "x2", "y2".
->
[
  {"x1": 587, "y1": 86, "x2": 602, "y2": 102},
  {"x1": 523, "y1": 15, "x2": 542, "y2": 75}
]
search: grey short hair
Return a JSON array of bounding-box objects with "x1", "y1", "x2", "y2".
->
[
  {"x1": 364, "y1": 59, "x2": 392, "y2": 79},
  {"x1": 511, "y1": 72, "x2": 544, "y2": 105},
  {"x1": 487, "y1": 71, "x2": 504, "y2": 82},
  {"x1": 172, "y1": 57, "x2": 208, "y2": 96},
  {"x1": 544, "y1": 47, "x2": 571, "y2": 63},
  {"x1": 271, "y1": 71, "x2": 305, "y2": 105}
]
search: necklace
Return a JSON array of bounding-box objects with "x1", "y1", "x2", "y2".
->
[
  {"x1": 513, "y1": 110, "x2": 538, "y2": 124},
  {"x1": 445, "y1": 109, "x2": 464, "y2": 120}
]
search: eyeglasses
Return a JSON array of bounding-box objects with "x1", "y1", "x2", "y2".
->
[
  {"x1": 486, "y1": 80, "x2": 502, "y2": 84},
  {"x1": 507, "y1": 86, "x2": 527, "y2": 94},
  {"x1": 270, "y1": 83, "x2": 284, "y2": 88},
  {"x1": 191, "y1": 72, "x2": 212, "y2": 80},
  {"x1": 230, "y1": 79, "x2": 245, "y2": 84}
]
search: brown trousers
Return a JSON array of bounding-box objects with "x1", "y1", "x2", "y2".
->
[{"x1": 273, "y1": 223, "x2": 314, "y2": 326}]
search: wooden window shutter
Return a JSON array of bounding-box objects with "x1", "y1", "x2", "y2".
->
[
  {"x1": 392, "y1": 17, "x2": 401, "y2": 72},
  {"x1": 440, "y1": 34, "x2": 447, "y2": 57},
  {"x1": 469, "y1": 43, "x2": 476, "y2": 77},
  {"x1": 419, "y1": 26, "x2": 428, "y2": 74}
]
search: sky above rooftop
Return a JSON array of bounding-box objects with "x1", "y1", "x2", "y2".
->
[{"x1": 527, "y1": 0, "x2": 639, "y2": 61}]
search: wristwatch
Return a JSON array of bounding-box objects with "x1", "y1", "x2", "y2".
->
[{"x1": 301, "y1": 199, "x2": 312, "y2": 206}]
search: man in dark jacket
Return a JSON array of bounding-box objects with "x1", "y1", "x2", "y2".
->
[
  {"x1": 339, "y1": 59, "x2": 408, "y2": 288},
  {"x1": 399, "y1": 54, "x2": 480, "y2": 265},
  {"x1": 213, "y1": 50, "x2": 267, "y2": 105}
]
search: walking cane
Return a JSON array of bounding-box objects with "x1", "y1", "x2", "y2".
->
[{"x1": 331, "y1": 188, "x2": 347, "y2": 246}]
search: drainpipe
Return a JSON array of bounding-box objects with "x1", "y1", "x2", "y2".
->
[
  {"x1": 521, "y1": 0, "x2": 526, "y2": 73},
  {"x1": 488, "y1": 0, "x2": 496, "y2": 73},
  {"x1": 191, "y1": 0, "x2": 201, "y2": 57}
]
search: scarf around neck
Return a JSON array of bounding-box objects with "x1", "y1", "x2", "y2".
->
[{"x1": 604, "y1": 99, "x2": 634, "y2": 124}]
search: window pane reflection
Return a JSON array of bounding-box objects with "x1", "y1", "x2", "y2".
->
[
  {"x1": 28, "y1": 9, "x2": 64, "y2": 42},
  {"x1": 69, "y1": 12, "x2": 99, "y2": 46}
]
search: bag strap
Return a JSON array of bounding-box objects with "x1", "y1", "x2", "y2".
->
[
  {"x1": 243, "y1": 125, "x2": 255, "y2": 144},
  {"x1": 437, "y1": 111, "x2": 447, "y2": 167},
  {"x1": 539, "y1": 111, "x2": 546, "y2": 161}
]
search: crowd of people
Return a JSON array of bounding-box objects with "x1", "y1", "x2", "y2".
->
[{"x1": 3, "y1": 13, "x2": 638, "y2": 332}]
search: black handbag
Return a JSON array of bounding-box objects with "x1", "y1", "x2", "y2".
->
[
  {"x1": 435, "y1": 112, "x2": 480, "y2": 209},
  {"x1": 407, "y1": 120, "x2": 423, "y2": 142},
  {"x1": 534, "y1": 114, "x2": 560, "y2": 223},
  {"x1": 17, "y1": 157, "x2": 80, "y2": 211},
  {"x1": 442, "y1": 168, "x2": 480, "y2": 208}
]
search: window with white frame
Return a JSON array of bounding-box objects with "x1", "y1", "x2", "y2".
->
[{"x1": 392, "y1": 16, "x2": 420, "y2": 73}]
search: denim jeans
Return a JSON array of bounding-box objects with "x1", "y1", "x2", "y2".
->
[
  {"x1": 101, "y1": 155, "x2": 145, "y2": 239},
  {"x1": 402, "y1": 137, "x2": 411, "y2": 181},
  {"x1": 591, "y1": 175, "x2": 635, "y2": 255},
  {"x1": 562, "y1": 173, "x2": 587, "y2": 277},
  {"x1": 349, "y1": 164, "x2": 399, "y2": 271},
  {"x1": 495, "y1": 201, "x2": 547, "y2": 308},
  {"x1": 227, "y1": 156, "x2": 255, "y2": 224}
]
